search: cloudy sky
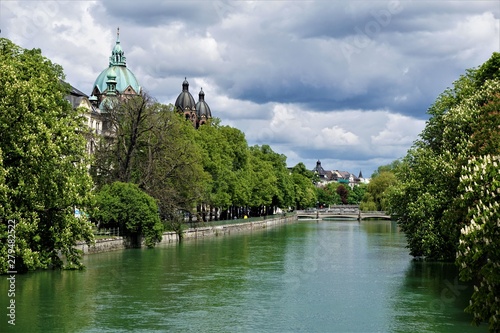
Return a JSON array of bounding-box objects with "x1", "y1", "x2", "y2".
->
[{"x1": 1, "y1": 1, "x2": 499, "y2": 176}]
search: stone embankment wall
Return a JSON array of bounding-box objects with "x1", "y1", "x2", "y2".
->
[
  {"x1": 78, "y1": 214, "x2": 297, "y2": 254},
  {"x1": 76, "y1": 237, "x2": 127, "y2": 254}
]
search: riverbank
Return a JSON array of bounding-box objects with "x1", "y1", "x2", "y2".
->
[{"x1": 76, "y1": 214, "x2": 297, "y2": 254}]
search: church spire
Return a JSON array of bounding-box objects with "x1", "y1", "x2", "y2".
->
[{"x1": 109, "y1": 27, "x2": 126, "y2": 66}]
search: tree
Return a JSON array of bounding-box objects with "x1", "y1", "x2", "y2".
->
[
  {"x1": 454, "y1": 84, "x2": 500, "y2": 330},
  {"x1": 139, "y1": 104, "x2": 208, "y2": 221},
  {"x1": 291, "y1": 163, "x2": 317, "y2": 210},
  {"x1": 457, "y1": 154, "x2": 500, "y2": 330},
  {"x1": 248, "y1": 145, "x2": 278, "y2": 215},
  {"x1": 370, "y1": 160, "x2": 400, "y2": 178},
  {"x1": 389, "y1": 52, "x2": 500, "y2": 329},
  {"x1": 336, "y1": 185, "x2": 349, "y2": 205},
  {"x1": 93, "y1": 182, "x2": 163, "y2": 247},
  {"x1": 0, "y1": 38, "x2": 94, "y2": 272},
  {"x1": 219, "y1": 125, "x2": 252, "y2": 210},
  {"x1": 388, "y1": 60, "x2": 484, "y2": 260},
  {"x1": 258, "y1": 145, "x2": 295, "y2": 211},
  {"x1": 195, "y1": 120, "x2": 251, "y2": 220},
  {"x1": 92, "y1": 95, "x2": 208, "y2": 225},
  {"x1": 361, "y1": 171, "x2": 397, "y2": 211},
  {"x1": 316, "y1": 183, "x2": 341, "y2": 207},
  {"x1": 349, "y1": 183, "x2": 367, "y2": 205}
]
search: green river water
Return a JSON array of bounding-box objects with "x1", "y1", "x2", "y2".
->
[{"x1": 1, "y1": 220, "x2": 488, "y2": 332}]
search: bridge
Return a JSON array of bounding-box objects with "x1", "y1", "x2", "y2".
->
[{"x1": 296, "y1": 206, "x2": 391, "y2": 221}]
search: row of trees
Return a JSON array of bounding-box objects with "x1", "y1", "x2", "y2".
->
[
  {"x1": 387, "y1": 53, "x2": 500, "y2": 330},
  {"x1": 91, "y1": 92, "x2": 320, "y2": 232}
]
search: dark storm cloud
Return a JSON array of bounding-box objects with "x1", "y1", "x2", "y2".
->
[
  {"x1": 97, "y1": 1, "x2": 224, "y2": 28},
  {"x1": 286, "y1": 1, "x2": 499, "y2": 39},
  {"x1": 95, "y1": 0, "x2": 252, "y2": 33}
]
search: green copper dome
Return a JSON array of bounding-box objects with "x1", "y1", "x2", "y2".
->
[{"x1": 92, "y1": 28, "x2": 141, "y2": 96}]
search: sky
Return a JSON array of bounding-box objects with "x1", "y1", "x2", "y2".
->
[{"x1": 1, "y1": 1, "x2": 499, "y2": 177}]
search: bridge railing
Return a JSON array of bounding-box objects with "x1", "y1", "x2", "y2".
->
[
  {"x1": 296, "y1": 209, "x2": 388, "y2": 216},
  {"x1": 297, "y1": 206, "x2": 360, "y2": 215},
  {"x1": 361, "y1": 211, "x2": 387, "y2": 215}
]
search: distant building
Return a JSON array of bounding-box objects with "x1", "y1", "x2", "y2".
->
[
  {"x1": 65, "y1": 85, "x2": 104, "y2": 155},
  {"x1": 312, "y1": 160, "x2": 328, "y2": 183},
  {"x1": 357, "y1": 170, "x2": 369, "y2": 184},
  {"x1": 312, "y1": 160, "x2": 367, "y2": 188},
  {"x1": 174, "y1": 77, "x2": 212, "y2": 128},
  {"x1": 90, "y1": 28, "x2": 141, "y2": 106}
]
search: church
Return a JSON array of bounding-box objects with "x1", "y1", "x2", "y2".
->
[
  {"x1": 69, "y1": 29, "x2": 213, "y2": 154},
  {"x1": 175, "y1": 78, "x2": 212, "y2": 129}
]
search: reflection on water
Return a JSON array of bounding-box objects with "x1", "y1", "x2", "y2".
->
[
  {"x1": 391, "y1": 260, "x2": 478, "y2": 333},
  {"x1": 0, "y1": 220, "x2": 488, "y2": 332}
]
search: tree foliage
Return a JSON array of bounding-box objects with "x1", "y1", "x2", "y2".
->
[
  {"x1": 290, "y1": 163, "x2": 317, "y2": 209},
  {"x1": 315, "y1": 181, "x2": 366, "y2": 208},
  {"x1": 361, "y1": 170, "x2": 397, "y2": 211},
  {"x1": 454, "y1": 88, "x2": 500, "y2": 330},
  {"x1": 93, "y1": 182, "x2": 163, "y2": 247},
  {"x1": 388, "y1": 54, "x2": 500, "y2": 260},
  {"x1": 92, "y1": 94, "x2": 208, "y2": 222},
  {"x1": 388, "y1": 52, "x2": 500, "y2": 329},
  {"x1": 0, "y1": 38, "x2": 94, "y2": 272},
  {"x1": 195, "y1": 120, "x2": 250, "y2": 217}
]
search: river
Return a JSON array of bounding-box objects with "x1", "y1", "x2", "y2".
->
[{"x1": 1, "y1": 219, "x2": 488, "y2": 332}]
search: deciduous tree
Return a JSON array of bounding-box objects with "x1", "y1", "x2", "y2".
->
[
  {"x1": 291, "y1": 162, "x2": 317, "y2": 209},
  {"x1": 93, "y1": 182, "x2": 163, "y2": 247},
  {"x1": 0, "y1": 38, "x2": 94, "y2": 272},
  {"x1": 92, "y1": 95, "x2": 207, "y2": 224},
  {"x1": 389, "y1": 52, "x2": 500, "y2": 329}
]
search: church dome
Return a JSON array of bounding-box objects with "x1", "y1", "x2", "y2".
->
[
  {"x1": 93, "y1": 66, "x2": 140, "y2": 95},
  {"x1": 175, "y1": 78, "x2": 196, "y2": 111},
  {"x1": 196, "y1": 88, "x2": 212, "y2": 119},
  {"x1": 92, "y1": 28, "x2": 141, "y2": 97}
]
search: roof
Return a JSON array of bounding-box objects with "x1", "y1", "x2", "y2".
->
[
  {"x1": 65, "y1": 83, "x2": 89, "y2": 109},
  {"x1": 93, "y1": 65, "x2": 141, "y2": 95},
  {"x1": 175, "y1": 78, "x2": 196, "y2": 111},
  {"x1": 313, "y1": 160, "x2": 327, "y2": 177},
  {"x1": 195, "y1": 88, "x2": 212, "y2": 118},
  {"x1": 69, "y1": 84, "x2": 88, "y2": 98}
]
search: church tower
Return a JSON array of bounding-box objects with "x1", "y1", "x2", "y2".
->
[
  {"x1": 175, "y1": 78, "x2": 212, "y2": 128},
  {"x1": 90, "y1": 28, "x2": 141, "y2": 106}
]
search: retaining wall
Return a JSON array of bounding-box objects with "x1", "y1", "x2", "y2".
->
[
  {"x1": 79, "y1": 214, "x2": 297, "y2": 254},
  {"x1": 76, "y1": 236, "x2": 127, "y2": 254},
  {"x1": 180, "y1": 214, "x2": 297, "y2": 240}
]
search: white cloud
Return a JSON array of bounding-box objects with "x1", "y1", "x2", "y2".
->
[
  {"x1": 315, "y1": 126, "x2": 360, "y2": 147},
  {"x1": 371, "y1": 113, "x2": 425, "y2": 146}
]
